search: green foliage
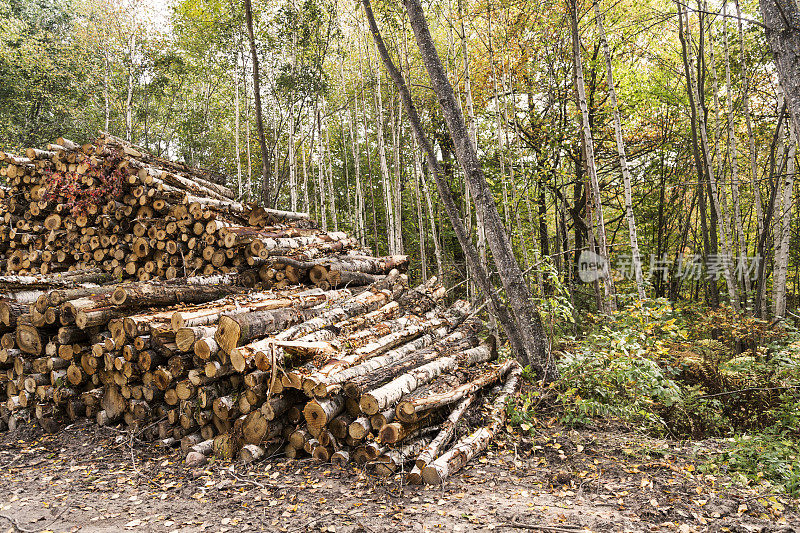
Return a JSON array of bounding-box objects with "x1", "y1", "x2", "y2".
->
[
  {"x1": 0, "y1": 0, "x2": 96, "y2": 150},
  {"x1": 558, "y1": 344, "x2": 684, "y2": 430},
  {"x1": 506, "y1": 299, "x2": 800, "y2": 494},
  {"x1": 531, "y1": 260, "x2": 576, "y2": 338},
  {"x1": 719, "y1": 431, "x2": 800, "y2": 497}
]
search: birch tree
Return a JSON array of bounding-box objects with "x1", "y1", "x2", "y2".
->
[
  {"x1": 773, "y1": 131, "x2": 796, "y2": 317},
  {"x1": 569, "y1": 0, "x2": 616, "y2": 313},
  {"x1": 244, "y1": 0, "x2": 272, "y2": 206},
  {"x1": 373, "y1": 52, "x2": 399, "y2": 254},
  {"x1": 593, "y1": 0, "x2": 646, "y2": 300},
  {"x1": 682, "y1": 8, "x2": 740, "y2": 311},
  {"x1": 759, "y1": 0, "x2": 800, "y2": 147},
  {"x1": 723, "y1": 2, "x2": 751, "y2": 298}
]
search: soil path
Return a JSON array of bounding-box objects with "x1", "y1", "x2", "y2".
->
[{"x1": 0, "y1": 422, "x2": 795, "y2": 532}]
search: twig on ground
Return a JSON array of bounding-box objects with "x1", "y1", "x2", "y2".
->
[
  {"x1": 506, "y1": 515, "x2": 584, "y2": 532},
  {"x1": 228, "y1": 470, "x2": 266, "y2": 489}
]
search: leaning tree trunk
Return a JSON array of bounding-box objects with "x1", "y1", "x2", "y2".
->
[
  {"x1": 759, "y1": 0, "x2": 800, "y2": 147},
  {"x1": 244, "y1": 0, "x2": 272, "y2": 207},
  {"x1": 362, "y1": 0, "x2": 558, "y2": 380},
  {"x1": 362, "y1": 0, "x2": 558, "y2": 379},
  {"x1": 397, "y1": 0, "x2": 557, "y2": 380}
]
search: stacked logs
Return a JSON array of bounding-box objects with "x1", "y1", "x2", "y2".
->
[
  {"x1": 0, "y1": 267, "x2": 519, "y2": 483},
  {"x1": 0, "y1": 135, "x2": 521, "y2": 484},
  {"x1": 0, "y1": 133, "x2": 379, "y2": 285}
]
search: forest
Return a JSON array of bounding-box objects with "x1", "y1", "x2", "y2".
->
[{"x1": 2, "y1": 0, "x2": 800, "y2": 511}]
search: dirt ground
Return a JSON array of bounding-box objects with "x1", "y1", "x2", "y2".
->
[{"x1": 0, "y1": 420, "x2": 796, "y2": 533}]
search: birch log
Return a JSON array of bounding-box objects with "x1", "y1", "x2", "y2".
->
[{"x1": 421, "y1": 364, "x2": 521, "y2": 484}]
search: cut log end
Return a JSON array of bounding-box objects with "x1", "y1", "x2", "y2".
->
[
  {"x1": 303, "y1": 402, "x2": 327, "y2": 435},
  {"x1": 421, "y1": 465, "x2": 445, "y2": 485},
  {"x1": 377, "y1": 422, "x2": 403, "y2": 444},
  {"x1": 359, "y1": 394, "x2": 380, "y2": 416},
  {"x1": 396, "y1": 401, "x2": 417, "y2": 423}
]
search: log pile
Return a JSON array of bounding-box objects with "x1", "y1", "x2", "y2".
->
[
  {"x1": 0, "y1": 135, "x2": 521, "y2": 485},
  {"x1": 0, "y1": 133, "x2": 387, "y2": 286}
]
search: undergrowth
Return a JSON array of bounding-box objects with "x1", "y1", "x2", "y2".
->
[{"x1": 507, "y1": 297, "x2": 800, "y2": 496}]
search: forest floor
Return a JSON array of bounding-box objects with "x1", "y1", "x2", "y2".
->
[{"x1": 0, "y1": 420, "x2": 796, "y2": 533}]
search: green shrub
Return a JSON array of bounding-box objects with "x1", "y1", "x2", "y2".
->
[{"x1": 505, "y1": 298, "x2": 800, "y2": 494}]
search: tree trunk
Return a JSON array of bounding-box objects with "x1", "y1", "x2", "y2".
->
[
  {"x1": 737, "y1": 0, "x2": 765, "y2": 238},
  {"x1": 361, "y1": 0, "x2": 524, "y2": 370},
  {"x1": 723, "y1": 3, "x2": 752, "y2": 299},
  {"x1": 316, "y1": 105, "x2": 328, "y2": 230},
  {"x1": 570, "y1": 0, "x2": 616, "y2": 312},
  {"x1": 243, "y1": 51, "x2": 254, "y2": 202},
  {"x1": 125, "y1": 33, "x2": 136, "y2": 142},
  {"x1": 323, "y1": 101, "x2": 338, "y2": 231},
  {"x1": 390, "y1": 94, "x2": 404, "y2": 254},
  {"x1": 302, "y1": 142, "x2": 310, "y2": 213},
  {"x1": 103, "y1": 51, "x2": 110, "y2": 133},
  {"x1": 350, "y1": 75, "x2": 366, "y2": 246},
  {"x1": 593, "y1": 1, "x2": 646, "y2": 300},
  {"x1": 374, "y1": 60, "x2": 397, "y2": 255},
  {"x1": 392, "y1": 0, "x2": 557, "y2": 380},
  {"x1": 235, "y1": 55, "x2": 243, "y2": 200},
  {"x1": 688, "y1": 11, "x2": 741, "y2": 311},
  {"x1": 678, "y1": 3, "x2": 719, "y2": 308},
  {"x1": 244, "y1": 0, "x2": 272, "y2": 207},
  {"x1": 412, "y1": 139, "x2": 428, "y2": 281},
  {"x1": 289, "y1": 35, "x2": 299, "y2": 212},
  {"x1": 759, "y1": 0, "x2": 800, "y2": 146},
  {"x1": 755, "y1": 102, "x2": 791, "y2": 316},
  {"x1": 773, "y1": 132, "x2": 796, "y2": 317}
]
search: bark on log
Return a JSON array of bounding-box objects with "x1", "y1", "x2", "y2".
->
[
  {"x1": 274, "y1": 274, "x2": 405, "y2": 342},
  {"x1": 110, "y1": 282, "x2": 241, "y2": 308},
  {"x1": 303, "y1": 306, "x2": 451, "y2": 398},
  {"x1": 413, "y1": 394, "x2": 475, "y2": 471},
  {"x1": 216, "y1": 307, "x2": 319, "y2": 355},
  {"x1": 359, "y1": 344, "x2": 495, "y2": 415},
  {"x1": 421, "y1": 364, "x2": 521, "y2": 484},
  {"x1": 371, "y1": 435, "x2": 433, "y2": 477},
  {"x1": 343, "y1": 317, "x2": 480, "y2": 400},
  {"x1": 396, "y1": 360, "x2": 513, "y2": 423}
]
